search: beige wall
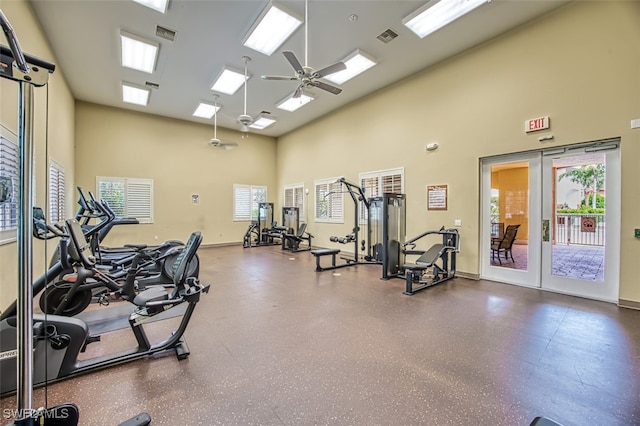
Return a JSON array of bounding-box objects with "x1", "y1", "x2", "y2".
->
[
  {"x1": 74, "y1": 102, "x2": 277, "y2": 247},
  {"x1": 276, "y1": 2, "x2": 640, "y2": 303},
  {"x1": 2, "y1": 0, "x2": 639, "y2": 312},
  {"x1": 0, "y1": 0, "x2": 76, "y2": 313}
]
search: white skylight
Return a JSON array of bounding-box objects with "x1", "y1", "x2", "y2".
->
[
  {"x1": 277, "y1": 93, "x2": 314, "y2": 112},
  {"x1": 211, "y1": 67, "x2": 248, "y2": 95},
  {"x1": 193, "y1": 102, "x2": 220, "y2": 119},
  {"x1": 249, "y1": 115, "x2": 276, "y2": 129},
  {"x1": 120, "y1": 31, "x2": 159, "y2": 73},
  {"x1": 403, "y1": 0, "x2": 488, "y2": 39},
  {"x1": 122, "y1": 83, "x2": 150, "y2": 106},
  {"x1": 131, "y1": 0, "x2": 169, "y2": 13},
  {"x1": 243, "y1": 1, "x2": 303, "y2": 56},
  {"x1": 324, "y1": 50, "x2": 376, "y2": 85}
]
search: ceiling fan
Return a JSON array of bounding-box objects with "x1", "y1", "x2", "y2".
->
[
  {"x1": 237, "y1": 56, "x2": 253, "y2": 135},
  {"x1": 210, "y1": 95, "x2": 238, "y2": 150},
  {"x1": 261, "y1": 0, "x2": 346, "y2": 98}
]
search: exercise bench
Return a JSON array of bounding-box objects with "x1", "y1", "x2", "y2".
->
[
  {"x1": 311, "y1": 248, "x2": 341, "y2": 272},
  {"x1": 402, "y1": 228, "x2": 459, "y2": 295}
]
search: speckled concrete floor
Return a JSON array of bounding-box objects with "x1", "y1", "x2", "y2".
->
[{"x1": 2, "y1": 245, "x2": 640, "y2": 426}]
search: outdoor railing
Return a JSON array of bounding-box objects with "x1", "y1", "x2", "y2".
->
[{"x1": 555, "y1": 213, "x2": 605, "y2": 246}]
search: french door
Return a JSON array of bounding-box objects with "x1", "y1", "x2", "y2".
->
[{"x1": 480, "y1": 140, "x2": 620, "y2": 302}]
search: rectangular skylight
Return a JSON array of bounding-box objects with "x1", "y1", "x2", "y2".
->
[
  {"x1": 131, "y1": 0, "x2": 169, "y2": 13},
  {"x1": 249, "y1": 115, "x2": 276, "y2": 129},
  {"x1": 122, "y1": 83, "x2": 150, "y2": 106},
  {"x1": 193, "y1": 102, "x2": 220, "y2": 119},
  {"x1": 277, "y1": 93, "x2": 314, "y2": 112},
  {"x1": 403, "y1": 0, "x2": 487, "y2": 39},
  {"x1": 120, "y1": 31, "x2": 159, "y2": 73},
  {"x1": 243, "y1": 1, "x2": 303, "y2": 56},
  {"x1": 211, "y1": 67, "x2": 247, "y2": 95},
  {"x1": 324, "y1": 50, "x2": 376, "y2": 85}
]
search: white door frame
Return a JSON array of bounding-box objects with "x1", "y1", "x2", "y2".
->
[
  {"x1": 480, "y1": 140, "x2": 620, "y2": 303},
  {"x1": 540, "y1": 143, "x2": 620, "y2": 302}
]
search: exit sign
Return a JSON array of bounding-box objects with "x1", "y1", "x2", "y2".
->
[{"x1": 525, "y1": 116, "x2": 550, "y2": 133}]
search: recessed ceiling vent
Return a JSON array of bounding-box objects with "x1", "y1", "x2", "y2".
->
[
  {"x1": 377, "y1": 28, "x2": 398, "y2": 44},
  {"x1": 155, "y1": 25, "x2": 176, "y2": 42},
  {"x1": 145, "y1": 81, "x2": 160, "y2": 89}
]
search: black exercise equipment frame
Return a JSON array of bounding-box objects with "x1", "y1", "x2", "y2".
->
[
  {"x1": 401, "y1": 228, "x2": 460, "y2": 295},
  {"x1": 311, "y1": 178, "x2": 380, "y2": 271}
]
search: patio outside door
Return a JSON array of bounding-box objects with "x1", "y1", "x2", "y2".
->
[
  {"x1": 480, "y1": 140, "x2": 620, "y2": 302},
  {"x1": 540, "y1": 143, "x2": 620, "y2": 302}
]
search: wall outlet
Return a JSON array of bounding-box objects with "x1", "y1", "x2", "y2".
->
[
  {"x1": 454, "y1": 219, "x2": 462, "y2": 227},
  {"x1": 154, "y1": 235, "x2": 158, "y2": 241}
]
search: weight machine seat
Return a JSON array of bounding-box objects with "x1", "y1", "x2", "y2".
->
[
  {"x1": 311, "y1": 248, "x2": 340, "y2": 257},
  {"x1": 403, "y1": 243, "x2": 444, "y2": 270}
]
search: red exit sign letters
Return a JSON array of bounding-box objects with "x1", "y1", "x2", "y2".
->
[{"x1": 525, "y1": 116, "x2": 550, "y2": 133}]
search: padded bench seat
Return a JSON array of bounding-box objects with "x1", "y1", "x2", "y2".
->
[
  {"x1": 311, "y1": 248, "x2": 341, "y2": 272},
  {"x1": 404, "y1": 244, "x2": 444, "y2": 270}
]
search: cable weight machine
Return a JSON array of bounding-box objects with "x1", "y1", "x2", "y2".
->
[{"x1": 311, "y1": 178, "x2": 381, "y2": 271}]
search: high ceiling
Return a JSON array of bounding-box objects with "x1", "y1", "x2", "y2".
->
[{"x1": 29, "y1": 0, "x2": 568, "y2": 138}]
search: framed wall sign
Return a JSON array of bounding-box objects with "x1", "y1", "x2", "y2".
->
[{"x1": 427, "y1": 185, "x2": 448, "y2": 211}]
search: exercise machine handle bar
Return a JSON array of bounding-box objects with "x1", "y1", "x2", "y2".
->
[
  {"x1": 336, "y1": 177, "x2": 369, "y2": 210},
  {"x1": 0, "y1": 9, "x2": 28, "y2": 73},
  {"x1": 404, "y1": 227, "x2": 460, "y2": 252}
]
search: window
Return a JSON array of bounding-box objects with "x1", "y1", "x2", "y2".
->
[
  {"x1": 0, "y1": 134, "x2": 18, "y2": 243},
  {"x1": 96, "y1": 176, "x2": 153, "y2": 223},
  {"x1": 49, "y1": 161, "x2": 65, "y2": 223},
  {"x1": 359, "y1": 167, "x2": 404, "y2": 220},
  {"x1": 284, "y1": 183, "x2": 304, "y2": 218},
  {"x1": 234, "y1": 184, "x2": 267, "y2": 221},
  {"x1": 314, "y1": 177, "x2": 343, "y2": 223}
]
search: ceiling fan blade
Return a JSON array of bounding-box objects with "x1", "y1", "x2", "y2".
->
[
  {"x1": 283, "y1": 51, "x2": 304, "y2": 75},
  {"x1": 261, "y1": 75, "x2": 298, "y2": 81},
  {"x1": 312, "y1": 81, "x2": 342, "y2": 95},
  {"x1": 314, "y1": 61, "x2": 346, "y2": 78},
  {"x1": 293, "y1": 84, "x2": 304, "y2": 99}
]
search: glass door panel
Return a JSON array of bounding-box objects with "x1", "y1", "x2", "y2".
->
[
  {"x1": 481, "y1": 153, "x2": 541, "y2": 288},
  {"x1": 541, "y1": 145, "x2": 620, "y2": 302}
]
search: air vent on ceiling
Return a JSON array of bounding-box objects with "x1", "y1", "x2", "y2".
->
[
  {"x1": 155, "y1": 25, "x2": 176, "y2": 42},
  {"x1": 145, "y1": 81, "x2": 160, "y2": 89},
  {"x1": 377, "y1": 28, "x2": 398, "y2": 44}
]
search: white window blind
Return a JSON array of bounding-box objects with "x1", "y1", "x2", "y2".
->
[
  {"x1": 96, "y1": 176, "x2": 153, "y2": 223},
  {"x1": 284, "y1": 183, "x2": 304, "y2": 218},
  {"x1": 49, "y1": 161, "x2": 66, "y2": 223},
  {"x1": 0, "y1": 135, "x2": 18, "y2": 239},
  {"x1": 234, "y1": 184, "x2": 267, "y2": 221},
  {"x1": 359, "y1": 167, "x2": 404, "y2": 221},
  {"x1": 314, "y1": 178, "x2": 343, "y2": 223}
]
